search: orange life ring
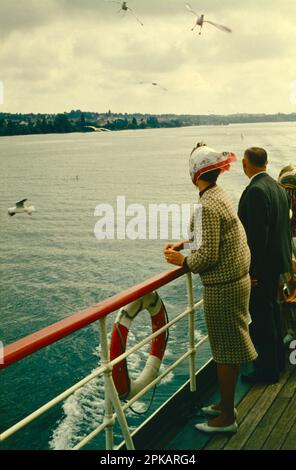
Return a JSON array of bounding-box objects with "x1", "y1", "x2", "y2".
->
[{"x1": 110, "y1": 291, "x2": 168, "y2": 400}]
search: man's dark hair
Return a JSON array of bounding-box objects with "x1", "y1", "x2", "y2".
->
[
  {"x1": 199, "y1": 169, "x2": 221, "y2": 183},
  {"x1": 245, "y1": 147, "x2": 267, "y2": 168}
]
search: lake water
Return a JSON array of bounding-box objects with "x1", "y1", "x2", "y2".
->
[{"x1": 0, "y1": 122, "x2": 295, "y2": 449}]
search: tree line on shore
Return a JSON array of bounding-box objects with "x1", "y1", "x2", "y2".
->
[
  {"x1": 1, "y1": 110, "x2": 296, "y2": 137},
  {"x1": 0, "y1": 113, "x2": 183, "y2": 136}
]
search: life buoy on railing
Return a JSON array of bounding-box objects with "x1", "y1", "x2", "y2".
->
[{"x1": 110, "y1": 291, "x2": 168, "y2": 400}]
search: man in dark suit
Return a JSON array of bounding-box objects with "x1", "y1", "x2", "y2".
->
[{"x1": 238, "y1": 147, "x2": 292, "y2": 384}]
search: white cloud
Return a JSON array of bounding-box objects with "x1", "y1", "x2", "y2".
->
[{"x1": 0, "y1": 0, "x2": 296, "y2": 114}]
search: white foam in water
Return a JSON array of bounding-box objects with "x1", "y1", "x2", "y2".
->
[
  {"x1": 49, "y1": 373, "x2": 105, "y2": 450},
  {"x1": 49, "y1": 325, "x2": 180, "y2": 450},
  {"x1": 49, "y1": 295, "x2": 204, "y2": 450},
  {"x1": 195, "y1": 329, "x2": 204, "y2": 342}
]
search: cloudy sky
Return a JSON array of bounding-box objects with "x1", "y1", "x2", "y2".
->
[{"x1": 0, "y1": 0, "x2": 296, "y2": 115}]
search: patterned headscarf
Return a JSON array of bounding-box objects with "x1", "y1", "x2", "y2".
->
[{"x1": 189, "y1": 143, "x2": 237, "y2": 185}]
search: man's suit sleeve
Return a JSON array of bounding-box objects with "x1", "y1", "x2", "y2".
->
[{"x1": 239, "y1": 186, "x2": 270, "y2": 279}]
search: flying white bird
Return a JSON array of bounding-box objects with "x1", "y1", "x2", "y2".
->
[
  {"x1": 185, "y1": 4, "x2": 232, "y2": 35},
  {"x1": 106, "y1": 1, "x2": 144, "y2": 26},
  {"x1": 8, "y1": 199, "x2": 36, "y2": 216},
  {"x1": 139, "y1": 81, "x2": 168, "y2": 92}
]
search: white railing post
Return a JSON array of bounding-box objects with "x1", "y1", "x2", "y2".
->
[
  {"x1": 99, "y1": 317, "x2": 135, "y2": 450},
  {"x1": 186, "y1": 272, "x2": 196, "y2": 392},
  {"x1": 98, "y1": 317, "x2": 114, "y2": 450},
  {"x1": 104, "y1": 397, "x2": 114, "y2": 450}
]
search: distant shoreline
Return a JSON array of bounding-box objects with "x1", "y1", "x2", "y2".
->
[{"x1": 1, "y1": 111, "x2": 296, "y2": 138}]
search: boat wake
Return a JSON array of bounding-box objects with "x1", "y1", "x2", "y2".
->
[
  {"x1": 49, "y1": 319, "x2": 204, "y2": 450},
  {"x1": 49, "y1": 328, "x2": 175, "y2": 450}
]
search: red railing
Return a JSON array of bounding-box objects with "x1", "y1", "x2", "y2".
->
[{"x1": 1, "y1": 266, "x2": 187, "y2": 369}]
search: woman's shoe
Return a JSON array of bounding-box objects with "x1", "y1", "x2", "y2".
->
[
  {"x1": 201, "y1": 405, "x2": 238, "y2": 417},
  {"x1": 195, "y1": 421, "x2": 238, "y2": 434}
]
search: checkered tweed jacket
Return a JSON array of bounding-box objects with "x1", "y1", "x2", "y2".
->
[{"x1": 186, "y1": 185, "x2": 251, "y2": 286}]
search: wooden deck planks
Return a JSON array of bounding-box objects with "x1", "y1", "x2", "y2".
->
[
  {"x1": 205, "y1": 383, "x2": 267, "y2": 450},
  {"x1": 262, "y1": 393, "x2": 296, "y2": 450},
  {"x1": 243, "y1": 366, "x2": 296, "y2": 449},
  {"x1": 205, "y1": 363, "x2": 295, "y2": 451},
  {"x1": 281, "y1": 420, "x2": 296, "y2": 450}
]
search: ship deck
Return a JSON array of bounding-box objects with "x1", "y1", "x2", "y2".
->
[
  {"x1": 205, "y1": 362, "x2": 296, "y2": 451},
  {"x1": 2, "y1": 264, "x2": 295, "y2": 452},
  {"x1": 165, "y1": 360, "x2": 296, "y2": 451}
]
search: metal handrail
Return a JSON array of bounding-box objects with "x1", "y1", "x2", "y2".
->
[
  {"x1": 1, "y1": 266, "x2": 187, "y2": 368},
  {"x1": 74, "y1": 330, "x2": 207, "y2": 451},
  {"x1": 1, "y1": 268, "x2": 205, "y2": 451}
]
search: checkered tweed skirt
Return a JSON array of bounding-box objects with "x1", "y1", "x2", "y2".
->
[{"x1": 203, "y1": 274, "x2": 258, "y2": 364}]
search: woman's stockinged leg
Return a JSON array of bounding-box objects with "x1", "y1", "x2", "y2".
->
[{"x1": 208, "y1": 363, "x2": 240, "y2": 427}]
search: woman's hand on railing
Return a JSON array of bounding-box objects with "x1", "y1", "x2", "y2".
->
[
  {"x1": 163, "y1": 241, "x2": 187, "y2": 253},
  {"x1": 164, "y1": 248, "x2": 186, "y2": 267}
]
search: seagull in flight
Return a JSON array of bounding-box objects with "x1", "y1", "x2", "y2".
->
[
  {"x1": 106, "y1": 1, "x2": 144, "y2": 26},
  {"x1": 139, "y1": 81, "x2": 168, "y2": 92},
  {"x1": 8, "y1": 199, "x2": 36, "y2": 216},
  {"x1": 185, "y1": 4, "x2": 232, "y2": 35}
]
